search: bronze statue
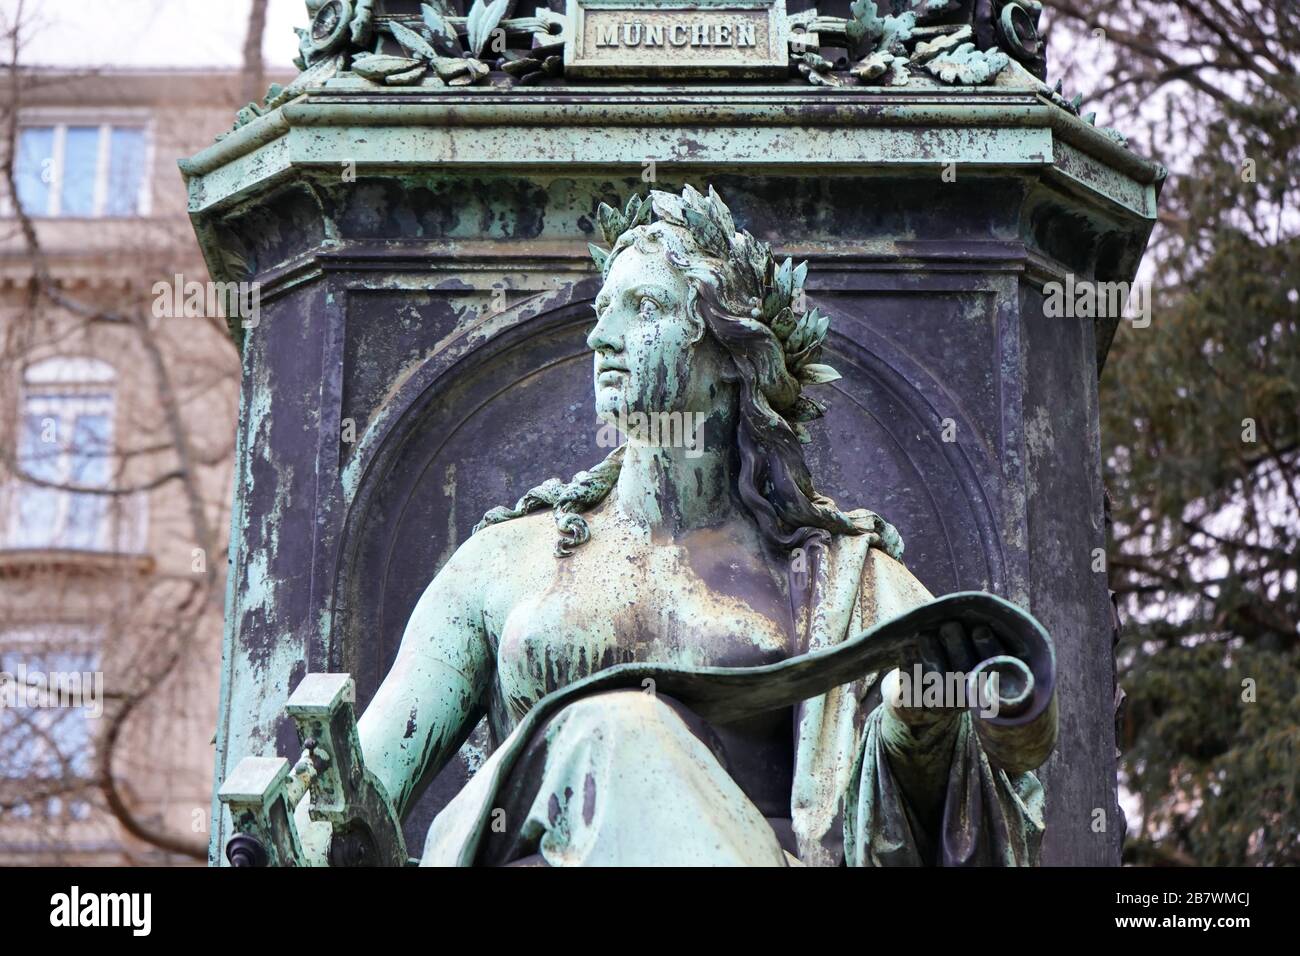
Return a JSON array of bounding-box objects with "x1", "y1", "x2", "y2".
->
[
  {"x1": 222, "y1": 184, "x2": 1057, "y2": 867},
  {"x1": 352, "y1": 184, "x2": 1056, "y2": 866}
]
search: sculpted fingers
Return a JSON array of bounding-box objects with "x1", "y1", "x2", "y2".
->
[
  {"x1": 938, "y1": 620, "x2": 977, "y2": 673},
  {"x1": 970, "y1": 624, "x2": 1004, "y2": 666},
  {"x1": 918, "y1": 630, "x2": 949, "y2": 675}
]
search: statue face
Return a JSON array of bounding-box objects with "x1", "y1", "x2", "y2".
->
[{"x1": 588, "y1": 239, "x2": 730, "y2": 427}]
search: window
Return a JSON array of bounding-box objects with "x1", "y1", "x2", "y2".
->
[
  {"x1": 2, "y1": 357, "x2": 143, "y2": 553},
  {"x1": 0, "y1": 625, "x2": 101, "y2": 820},
  {"x1": 12, "y1": 123, "x2": 149, "y2": 218}
]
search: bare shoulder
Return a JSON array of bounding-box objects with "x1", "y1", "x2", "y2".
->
[{"x1": 445, "y1": 509, "x2": 558, "y2": 582}]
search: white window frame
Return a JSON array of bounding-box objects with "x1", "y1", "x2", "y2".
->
[
  {"x1": 12, "y1": 390, "x2": 116, "y2": 550},
  {"x1": 0, "y1": 623, "x2": 104, "y2": 820},
  {"x1": 2, "y1": 108, "x2": 153, "y2": 219},
  {"x1": 1, "y1": 357, "x2": 147, "y2": 554}
]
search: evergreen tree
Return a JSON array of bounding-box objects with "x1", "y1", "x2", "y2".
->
[{"x1": 1044, "y1": 0, "x2": 1299, "y2": 864}]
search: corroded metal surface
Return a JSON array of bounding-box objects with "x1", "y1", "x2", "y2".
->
[
  {"x1": 213, "y1": 184, "x2": 1064, "y2": 866},
  {"x1": 566, "y1": 0, "x2": 789, "y2": 78},
  {"x1": 186, "y1": 21, "x2": 1159, "y2": 863},
  {"x1": 231, "y1": 2, "x2": 1070, "y2": 106}
]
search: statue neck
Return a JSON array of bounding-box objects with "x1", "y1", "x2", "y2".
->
[{"x1": 612, "y1": 419, "x2": 744, "y2": 535}]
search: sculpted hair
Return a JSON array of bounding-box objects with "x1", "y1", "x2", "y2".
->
[
  {"x1": 475, "y1": 185, "x2": 902, "y2": 560},
  {"x1": 474, "y1": 444, "x2": 625, "y2": 557}
]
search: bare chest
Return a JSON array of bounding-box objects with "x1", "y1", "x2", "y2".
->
[{"x1": 489, "y1": 539, "x2": 793, "y2": 724}]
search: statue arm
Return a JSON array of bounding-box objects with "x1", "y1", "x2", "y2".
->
[
  {"x1": 877, "y1": 669, "x2": 962, "y2": 827},
  {"x1": 871, "y1": 583, "x2": 1056, "y2": 850},
  {"x1": 357, "y1": 545, "x2": 494, "y2": 819},
  {"x1": 846, "y1": 549, "x2": 961, "y2": 824},
  {"x1": 841, "y1": 553, "x2": 1053, "y2": 864}
]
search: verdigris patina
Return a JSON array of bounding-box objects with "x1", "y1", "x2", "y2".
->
[
  {"x1": 219, "y1": 184, "x2": 1057, "y2": 866},
  {"x1": 227, "y1": 1, "x2": 1117, "y2": 140}
]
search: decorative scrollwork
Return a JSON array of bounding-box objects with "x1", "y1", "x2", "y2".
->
[{"x1": 223, "y1": 0, "x2": 1125, "y2": 149}]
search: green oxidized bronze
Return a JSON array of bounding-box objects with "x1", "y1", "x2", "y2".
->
[
  {"x1": 225, "y1": 2, "x2": 1122, "y2": 143},
  {"x1": 219, "y1": 184, "x2": 1058, "y2": 867}
]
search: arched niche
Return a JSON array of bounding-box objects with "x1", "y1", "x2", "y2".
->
[{"x1": 329, "y1": 284, "x2": 1008, "y2": 843}]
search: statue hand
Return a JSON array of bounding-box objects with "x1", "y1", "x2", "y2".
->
[
  {"x1": 888, "y1": 618, "x2": 1042, "y2": 720},
  {"x1": 886, "y1": 613, "x2": 1057, "y2": 773}
]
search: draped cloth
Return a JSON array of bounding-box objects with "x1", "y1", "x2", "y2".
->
[
  {"x1": 420, "y1": 525, "x2": 1047, "y2": 866},
  {"x1": 844, "y1": 708, "x2": 1045, "y2": 866}
]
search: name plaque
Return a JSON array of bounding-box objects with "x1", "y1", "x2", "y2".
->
[{"x1": 564, "y1": 0, "x2": 789, "y2": 78}]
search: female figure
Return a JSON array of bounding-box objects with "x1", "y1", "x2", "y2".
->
[{"x1": 355, "y1": 185, "x2": 1053, "y2": 866}]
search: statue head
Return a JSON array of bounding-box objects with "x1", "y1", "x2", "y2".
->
[
  {"x1": 586, "y1": 188, "x2": 833, "y2": 439},
  {"x1": 477, "y1": 184, "x2": 902, "y2": 561},
  {"x1": 588, "y1": 219, "x2": 734, "y2": 428}
]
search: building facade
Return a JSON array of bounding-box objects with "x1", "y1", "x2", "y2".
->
[{"x1": 0, "y1": 68, "x2": 277, "y2": 864}]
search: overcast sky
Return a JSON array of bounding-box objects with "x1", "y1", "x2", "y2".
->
[{"x1": 4, "y1": 0, "x2": 304, "y2": 70}]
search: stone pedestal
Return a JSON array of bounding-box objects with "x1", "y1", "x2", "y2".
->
[{"x1": 184, "y1": 80, "x2": 1161, "y2": 865}]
